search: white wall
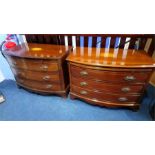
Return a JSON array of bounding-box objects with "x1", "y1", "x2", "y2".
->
[
  {"x1": 0, "y1": 69, "x2": 5, "y2": 82},
  {"x1": 0, "y1": 34, "x2": 14, "y2": 81}
]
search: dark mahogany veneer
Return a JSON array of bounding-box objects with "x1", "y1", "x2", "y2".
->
[
  {"x1": 67, "y1": 47, "x2": 155, "y2": 110},
  {"x1": 3, "y1": 43, "x2": 70, "y2": 97}
]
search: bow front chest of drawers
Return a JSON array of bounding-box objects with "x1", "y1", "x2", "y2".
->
[
  {"x1": 67, "y1": 47, "x2": 155, "y2": 110},
  {"x1": 3, "y1": 43, "x2": 70, "y2": 97}
]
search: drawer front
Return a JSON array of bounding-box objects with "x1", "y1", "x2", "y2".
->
[
  {"x1": 71, "y1": 77, "x2": 144, "y2": 94},
  {"x1": 17, "y1": 78, "x2": 61, "y2": 91},
  {"x1": 70, "y1": 65, "x2": 151, "y2": 84},
  {"x1": 12, "y1": 68, "x2": 60, "y2": 82},
  {"x1": 6, "y1": 57, "x2": 59, "y2": 71},
  {"x1": 6, "y1": 56, "x2": 24, "y2": 68},
  {"x1": 71, "y1": 85, "x2": 141, "y2": 103}
]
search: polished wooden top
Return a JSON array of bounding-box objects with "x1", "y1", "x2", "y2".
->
[
  {"x1": 67, "y1": 47, "x2": 155, "y2": 68},
  {"x1": 3, "y1": 43, "x2": 70, "y2": 59}
]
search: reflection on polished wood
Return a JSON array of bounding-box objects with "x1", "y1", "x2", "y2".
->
[
  {"x1": 67, "y1": 47, "x2": 155, "y2": 110},
  {"x1": 67, "y1": 47, "x2": 155, "y2": 68},
  {"x1": 3, "y1": 43, "x2": 71, "y2": 59},
  {"x1": 2, "y1": 43, "x2": 70, "y2": 97}
]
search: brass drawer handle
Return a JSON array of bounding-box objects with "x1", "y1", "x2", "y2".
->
[
  {"x1": 121, "y1": 87, "x2": 131, "y2": 92},
  {"x1": 18, "y1": 79, "x2": 24, "y2": 83},
  {"x1": 13, "y1": 61, "x2": 17, "y2": 65},
  {"x1": 94, "y1": 90, "x2": 100, "y2": 93},
  {"x1": 124, "y1": 75, "x2": 136, "y2": 81},
  {"x1": 18, "y1": 72, "x2": 25, "y2": 76},
  {"x1": 80, "y1": 90, "x2": 88, "y2": 95},
  {"x1": 80, "y1": 71, "x2": 88, "y2": 76},
  {"x1": 40, "y1": 65, "x2": 48, "y2": 70},
  {"x1": 95, "y1": 79, "x2": 102, "y2": 82},
  {"x1": 46, "y1": 84, "x2": 53, "y2": 89},
  {"x1": 43, "y1": 75, "x2": 50, "y2": 80},
  {"x1": 92, "y1": 98, "x2": 98, "y2": 101},
  {"x1": 80, "y1": 82, "x2": 88, "y2": 86},
  {"x1": 118, "y1": 97, "x2": 128, "y2": 102}
]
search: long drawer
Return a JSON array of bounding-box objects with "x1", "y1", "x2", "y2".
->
[
  {"x1": 70, "y1": 65, "x2": 151, "y2": 84},
  {"x1": 6, "y1": 56, "x2": 59, "y2": 72},
  {"x1": 17, "y1": 78, "x2": 61, "y2": 91},
  {"x1": 12, "y1": 68, "x2": 60, "y2": 82},
  {"x1": 71, "y1": 85, "x2": 141, "y2": 103},
  {"x1": 71, "y1": 76, "x2": 144, "y2": 94}
]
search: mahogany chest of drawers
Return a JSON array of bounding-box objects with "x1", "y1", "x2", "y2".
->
[
  {"x1": 67, "y1": 47, "x2": 155, "y2": 110},
  {"x1": 3, "y1": 43, "x2": 70, "y2": 97}
]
